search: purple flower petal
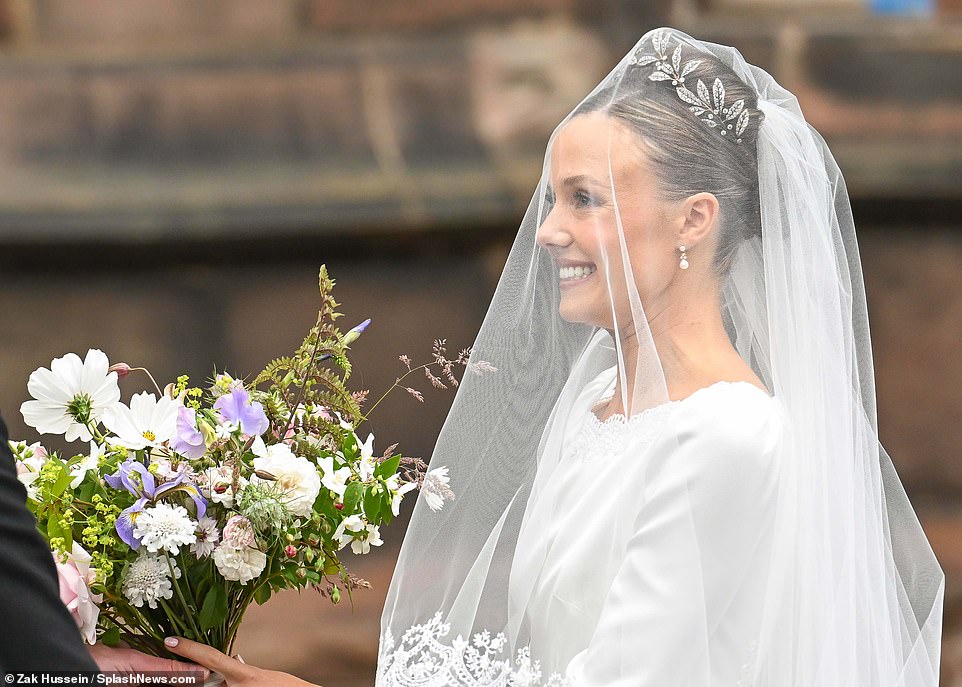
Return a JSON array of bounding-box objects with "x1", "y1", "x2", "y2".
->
[
  {"x1": 115, "y1": 498, "x2": 146, "y2": 549},
  {"x1": 171, "y1": 406, "x2": 206, "y2": 459},
  {"x1": 214, "y1": 388, "x2": 269, "y2": 437},
  {"x1": 156, "y1": 478, "x2": 207, "y2": 520},
  {"x1": 105, "y1": 459, "x2": 155, "y2": 499}
]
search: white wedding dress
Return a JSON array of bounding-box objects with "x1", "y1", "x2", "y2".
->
[
  {"x1": 507, "y1": 365, "x2": 786, "y2": 686},
  {"x1": 378, "y1": 363, "x2": 787, "y2": 686}
]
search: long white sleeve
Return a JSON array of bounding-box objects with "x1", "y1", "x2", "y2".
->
[{"x1": 563, "y1": 390, "x2": 783, "y2": 686}]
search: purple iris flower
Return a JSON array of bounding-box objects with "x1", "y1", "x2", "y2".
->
[
  {"x1": 214, "y1": 387, "x2": 269, "y2": 437},
  {"x1": 171, "y1": 405, "x2": 206, "y2": 459},
  {"x1": 105, "y1": 459, "x2": 207, "y2": 549}
]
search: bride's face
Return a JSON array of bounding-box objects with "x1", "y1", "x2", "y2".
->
[{"x1": 535, "y1": 110, "x2": 678, "y2": 330}]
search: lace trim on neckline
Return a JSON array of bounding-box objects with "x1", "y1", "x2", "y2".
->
[
  {"x1": 590, "y1": 379, "x2": 771, "y2": 425},
  {"x1": 570, "y1": 380, "x2": 773, "y2": 464},
  {"x1": 377, "y1": 612, "x2": 572, "y2": 687}
]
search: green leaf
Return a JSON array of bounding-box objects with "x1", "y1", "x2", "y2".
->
[
  {"x1": 253, "y1": 584, "x2": 272, "y2": 605},
  {"x1": 100, "y1": 626, "x2": 120, "y2": 647},
  {"x1": 51, "y1": 466, "x2": 73, "y2": 497},
  {"x1": 343, "y1": 482, "x2": 363, "y2": 513},
  {"x1": 375, "y1": 454, "x2": 401, "y2": 479},
  {"x1": 47, "y1": 506, "x2": 63, "y2": 542},
  {"x1": 363, "y1": 486, "x2": 381, "y2": 521},
  {"x1": 199, "y1": 585, "x2": 228, "y2": 631}
]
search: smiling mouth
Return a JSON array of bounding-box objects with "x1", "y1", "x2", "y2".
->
[{"x1": 559, "y1": 264, "x2": 597, "y2": 282}]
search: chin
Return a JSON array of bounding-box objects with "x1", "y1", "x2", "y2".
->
[{"x1": 558, "y1": 300, "x2": 605, "y2": 328}]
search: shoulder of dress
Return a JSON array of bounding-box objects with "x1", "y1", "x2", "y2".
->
[{"x1": 665, "y1": 383, "x2": 784, "y2": 472}]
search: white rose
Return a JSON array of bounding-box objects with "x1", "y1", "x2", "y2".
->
[
  {"x1": 212, "y1": 544, "x2": 267, "y2": 584},
  {"x1": 251, "y1": 438, "x2": 321, "y2": 518}
]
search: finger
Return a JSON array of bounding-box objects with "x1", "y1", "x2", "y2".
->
[
  {"x1": 163, "y1": 637, "x2": 251, "y2": 680},
  {"x1": 123, "y1": 648, "x2": 210, "y2": 678}
]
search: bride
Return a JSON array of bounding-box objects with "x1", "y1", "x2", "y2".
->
[{"x1": 165, "y1": 27, "x2": 944, "y2": 686}]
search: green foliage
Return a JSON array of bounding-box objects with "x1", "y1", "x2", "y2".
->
[
  {"x1": 253, "y1": 266, "x2": 362, "y2": 434},
  {"x1": 199, "y1": 585, "x2": 229, "y2": 631}
]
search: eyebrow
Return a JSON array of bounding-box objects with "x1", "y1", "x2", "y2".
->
[{"x1": 561, "y1": 174, "x2": 605, "y2": 188}]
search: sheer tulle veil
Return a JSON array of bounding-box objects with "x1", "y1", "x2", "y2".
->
[{"x1": 376, "y1": 26, "x2": 944, "y2": 686}]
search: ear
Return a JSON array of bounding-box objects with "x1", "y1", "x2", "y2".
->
[{"x1": 677, "y1": 192, "x2": 719, "y2": 248}]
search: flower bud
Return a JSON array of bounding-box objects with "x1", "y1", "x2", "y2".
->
[
  {"x1": 343, "y1": 318, "x2": 372, "y2": 346},
  {"x1": 108, "y1": 363, "x2": 132, "y2": 378},
  {"x1": 285, "y1": 545, "x2": 297, "y2": 558},
  {"x1": 334, "y1": 502, "x2": 344, "y2": 511}
]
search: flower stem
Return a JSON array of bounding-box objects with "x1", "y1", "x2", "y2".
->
[
  {"x1": 165, "y1": 555, "x2": 204, "y2": 641},
  {"x1": 364, "y1": 363, "x2": 432, "y2": 419},
  {"x1": 132, "y1": 367, "x2": 164, "y2": 397}
]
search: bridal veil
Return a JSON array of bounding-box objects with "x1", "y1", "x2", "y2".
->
[{"x1": 376, "y1": 27, "x2": 944, "y2": 686}]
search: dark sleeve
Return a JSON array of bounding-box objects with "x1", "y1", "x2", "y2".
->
[{"x1": 0, "y1": 414, "x2": 100, "y2": 673}]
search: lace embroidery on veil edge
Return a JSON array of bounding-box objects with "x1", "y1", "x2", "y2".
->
[{"x1": 377, "y1": 612, "x2": 573, "y2": 687}]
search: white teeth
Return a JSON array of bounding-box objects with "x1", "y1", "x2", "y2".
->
[{"x1": 559, "y1": 265, "x2": 597, "y2": 280}]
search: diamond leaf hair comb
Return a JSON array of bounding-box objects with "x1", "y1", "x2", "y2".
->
[{"x1": 628, "y1": 29, "x2": 751, "y2": 144}]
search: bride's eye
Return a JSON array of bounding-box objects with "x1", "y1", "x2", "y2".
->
[{"x1": 573, "y1": 190, "x2": 597, "y2": 208}]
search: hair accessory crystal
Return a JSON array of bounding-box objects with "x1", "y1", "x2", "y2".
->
[{"x1": 628, "y1": 29, "x2": 750, "y2": 144}]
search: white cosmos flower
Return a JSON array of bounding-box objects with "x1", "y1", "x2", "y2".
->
[
  {"x1": 69, "y1": 441, "x2": 104, "y2": 489},
  {"x1": 20, "y1": 349, "x2": 121, "y2": 443},
  {"x1": 132, "y1": 503, "x2": 197, "y2": 555},
  {"x1": 122, "y1": 553, "x2": 180, "y2": 609},
  {"x1": 212, "y1": 544, "x2": 267, "y2": 584},
  {"x1": 250, "y1": 438, "x2": 321, "y2": 518},
  {"x1": 103, "y1": 392, "x2": 178, "y2": 451}
]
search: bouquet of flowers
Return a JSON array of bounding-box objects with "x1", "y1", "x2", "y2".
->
[{"x1": 10, "y1": 266, "x2": 470, "y2": 658}]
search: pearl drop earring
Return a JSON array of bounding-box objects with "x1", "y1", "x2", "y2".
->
[{"x1": 678, "y1": 245, "x2": 689, "y2": 270}]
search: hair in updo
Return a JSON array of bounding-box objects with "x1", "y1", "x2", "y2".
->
[{"x1": 574, "y1": 32, "x2": 766, "y2": 279}]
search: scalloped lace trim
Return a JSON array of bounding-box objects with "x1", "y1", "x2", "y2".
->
[
  {"x1": 566, "y1": 395, "x2": 677, "y2": 464},
  {"x1": 571, "y1": 380, "x2": 769, "y2": 464},
  {"x1": 377, "y1": 612, "x2": 573, "y2": 687}
]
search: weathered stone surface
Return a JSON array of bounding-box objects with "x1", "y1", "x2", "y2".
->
[
  {"x1": 28, "y1": 0, "x2": 302, "y2": 44},
  {"x1": 860, "y1": 227, "x2": 962, "y2": 500},
  {"x1": 307, "y1": 0, "x2": 577, "y2": 32}
]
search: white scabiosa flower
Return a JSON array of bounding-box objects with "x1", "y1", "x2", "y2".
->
[
  {"x1": 212, "y1": 544, "x2": 267, "y2": 584},
  {"x1": 20, "y1": 349, "x2": 121, "y2": 443},
  {"x1": 251, "y1": 438, "x2": 321, "y2": 518},
  {"x1": 102, "y1": 392, "x2": 179, "y2": 451},
  {"x1": 190, "y1": 516, "x2": 220, "y2": 559},
  {"x1": 122, "y1": 553, "x2": 180, "y2": 609},
  {"x1": 132, "y1": 503, "x2": 197, "y2": 555}
]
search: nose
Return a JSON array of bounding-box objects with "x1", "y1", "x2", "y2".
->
[{"x1": 535, "y1": 203, "x2": 571, "y2": 250}]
